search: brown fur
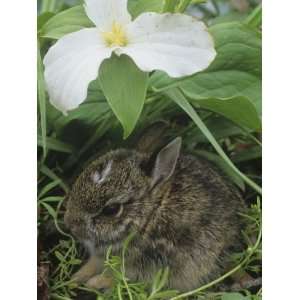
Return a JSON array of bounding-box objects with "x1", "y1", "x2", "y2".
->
[{"x1": 64, "y1": 132, "x2": 245, "y2": 291}]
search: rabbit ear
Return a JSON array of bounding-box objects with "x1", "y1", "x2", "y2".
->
[{"x1": 151, "y1": 137, "x2": 182, "y2": 187}]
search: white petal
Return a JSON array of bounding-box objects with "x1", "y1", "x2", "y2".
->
[
  {"x1": 121, "y1": 13, "x2": 216, "y2": 78},
  {"x1": 84, "y1": 0, "x2": 131, "y2": 30},
  {"x1": 43, "y1": 28, "x2": 112, "y2": 113}
]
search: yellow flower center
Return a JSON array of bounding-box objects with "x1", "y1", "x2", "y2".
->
[{"x1": 102, "y1": 22, "x2": 128, "y2": 47}]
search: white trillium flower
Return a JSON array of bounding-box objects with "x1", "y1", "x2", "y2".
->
[{"x1": 44, "y1": 0, "x2": 216, "y2": 114}]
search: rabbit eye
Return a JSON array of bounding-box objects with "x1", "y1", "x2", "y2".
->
[{"x1": 102, "y1": 203, "x2": 122, "y2": 217}]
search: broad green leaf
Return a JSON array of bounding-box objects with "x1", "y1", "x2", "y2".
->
[
  {"x1": 99, "y1": 55, "x2": 148, "y2": 138},
  {"x1": 40, "y1": 5, "x2": 93, "y2": 39},
  {"x1": 180, "y1": 71, "x2": 261, "y2": 115},
  {"x1": 48, "y1": 101, "x2": 110, "y2": 136},
  {"x1": 165, "y1": 88, "x2": 261, "y2": 194},
  {"x1": 209, "y1": 12, "x2": 247, "y2": 26},
  {"x1": 37, "y1": 12, "x2": 55, "y2": 31},
  {"x1": 189, "y1": 96, "x2": 261, "y2": 130},
  {"x1": 150, "y1": 22, "x2": 262, "y2": 114},
  {"x1": 208, "y1": 22, "x2": 261, "y2": 77},
  {"x1": 129, "y1": 0, "x2": 164, "y2": 18}
]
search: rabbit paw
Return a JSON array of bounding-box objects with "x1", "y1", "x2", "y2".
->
[
  {"x1": 71, "y1": 255, "x2": 103, "y2": 284},
  {"x1": 85, "y1": 274, "x2": 114, "y2": 290},
  {"x1": 71, "y1": 269, "x2": 93, "y2": 284}
]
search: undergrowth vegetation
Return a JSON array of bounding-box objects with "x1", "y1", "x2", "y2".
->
[{"x1": 37, "y1": 0, "x2": 262, "y2": 299}]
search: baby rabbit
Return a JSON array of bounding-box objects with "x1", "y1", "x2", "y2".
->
[{"x1": 64, "y1": 124, "x2": 246, "y2": 292}]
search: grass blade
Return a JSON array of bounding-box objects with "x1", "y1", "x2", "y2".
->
[
  {"x1": 40, "y1": 164, "x2": 69, "y2": 193},
  {"x1": 37, "y1": 135, "x2": 74, "y2": 154},
  {"x1": 246, "y1": 4, "x2": 262, "y2": 29},
  {"x1": 37, "y1": 43, "x2": 47, "y2": 158}
]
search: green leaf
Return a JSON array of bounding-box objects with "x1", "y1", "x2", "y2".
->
[
  {"x1": 185, "y1": 116, "x2": 247, "y2": 144},
  {"x1": 177, "y1": 0, "x2": 193, "y2": 12},
  {"x1": 129, "y1": 0, "x2": 164, "y2": 18},
  {"x1": 40, "y1": 0, "x2": 60, "y2": 13},
  {"x1": 246, "y1": 4, "x2": 262, "y2": 29},
  {"x1": 222, "y1": 293, "x2": 251, "y2": 300},
  {"x1": 180, "y1": 71, "x2": 261, "y2": 115},
  {"x1": 41, "y1": 202, "x2": 57, "y2": 220},
  {"x1": 39, "y1": 164, "x2": 69, "y2": 193},
  {"x1": 37, "y1": 44, "x2": 47, "y2": 158},
  {"x1": 232, "y1": 145, "x2": 262, "y2": 163},
  {"x1": 37, "y1": 12, "x2": 55, "y2": 31},
  {"x1": 99, "y1": 55, "x2": 148, "y2": 138},
  {"x1": 150, "y1": 22, "x2": 262, "y2": 114},
  {"x1": 163, "y1": 0, "x2": 180, "y2": 12},
  {"x1": 39, "y1": 196, "x2": 65, "y2": 203},
  {"x1": 209, "y1": 12, "x2": 247, "y2": 26},
  {"x1": 54, "y1": 250, "x2": 65, "y2": 262},
  {"x1": 149, "y1": 290, "x2": 178, "y2": 299},
  {"x1": 37, "y1": 135, "x2": 75, "y2": 154},
  {"x1": 165, "y1": 88, "x2": 261, "y2": 194},
  {"x1": 156, "y1": 268, "x2": 170, "y2": 292},
  {"x1": 45, "y1": 80, "x2": 115, "y2": 169},
  {"x1": 208, "y1": 22, "x2": 261, "y2": 77},
  {"x1": 69, "y1": 258, "x2": 82, "y2": 265},
  {"x1": 151, "y1": 268, "x2": 170, "y2": 295},
  {"x1": 40, "y1": 5, "x2": 93, "y2": 39},
  {"x1": 151, "y1": 269, "x2": 163, "y2": 293},
  {"x1": 38, "y1": 179, "x2": 61, "y2": 199},
  {"x1": 46, "y1": 80, "x2": 110, "y2": 141},
  {"x1": 189, "y1": 96, "x2": 261, "y2": 131}
]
